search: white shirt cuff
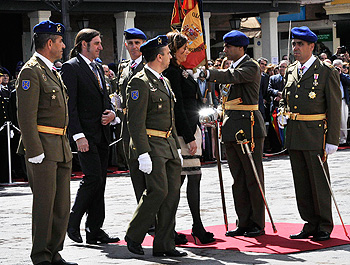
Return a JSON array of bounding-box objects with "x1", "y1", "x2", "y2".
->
[{"x1": 73, "y1": 133, "x2": 85, "y2": 142}]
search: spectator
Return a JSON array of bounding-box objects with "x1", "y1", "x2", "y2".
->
[
  {"x1": 257, "y1": 57, "x2": 269, "y2": 122},
  {"x1": 319, "y1": 52, "x2": 328, "y2": 61}
]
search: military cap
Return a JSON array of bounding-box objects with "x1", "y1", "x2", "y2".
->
[
  {"x1": 140, "y1": 35, "x2": 168, "y2": 53},
  {"x1": 33, "y1": 20, "x2": 65, "y2": 36},
  {"x1": 223, "y1": 30, "x2": 249, "y2": 47},
  {"x1": 124, "y1": 28, "x2": 147, "y2": 40},
  {"x1": 291, "y1": 26, "x2": 317, "y2": 43}
]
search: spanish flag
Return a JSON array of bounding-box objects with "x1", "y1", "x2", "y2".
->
[
  {"x1": 170, "y1": 0, "x2": 184, "y2": 30},
  {"x1": 180, "y1": 0, "x2": 206, "y2": 70}
]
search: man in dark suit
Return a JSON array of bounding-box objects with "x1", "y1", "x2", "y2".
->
[
  {"x1": 124, "y1": 35, "x2": 186, "y2": 257},
  {"x1": 280, "y1": 26, "x2": 341, "y2": 241},
  {"x1": 207, "y1": 30, "x2": 267, "y2": 238},
  {"x1": 16, "y1": 20, "x2": 76, "y2": 265},
  {"x1": 257, "y1": 57, "x2": 269, "y2": 120},
  {"x1": 61, "y1": 28, "x2": 119, "y2": 245},
  {"x1": 117, "y1": 28, "x2": 147, "y2": 203}
]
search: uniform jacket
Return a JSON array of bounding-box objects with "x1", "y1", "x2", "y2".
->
[
  {"x1": 163, "y1": 64, "x2": 203, "y2": 144},
  {"x1": 281, "y1": 58, "x2": 341, "y2": 150},
  {"x1": 16, "y1": 55, "x2": 72, "y2": 162},
  {"x1": 126, "y1": 68, "x2": 180, "y2": 159},
  {"x1": 209, "y1": 55, "x2": 266, "y2": 142},
  {"x1": 61, "y1": 54, "x2": 114, "y2": 144},
  {"x1": 117, "y1": 57, "x2": 146, "y2": 141}
]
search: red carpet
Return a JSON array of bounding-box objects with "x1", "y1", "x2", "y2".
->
[{"x1": 118, "y1": 223, "x2": 350, "y2": 254}]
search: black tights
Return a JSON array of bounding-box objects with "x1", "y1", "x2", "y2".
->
[{"x1": 181, "y1": 174, "x2": 205, "y2": 232}]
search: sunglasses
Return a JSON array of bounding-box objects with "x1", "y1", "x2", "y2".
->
[{"x1": 343, "y1": 66, "x2": 349, "y2": 69}]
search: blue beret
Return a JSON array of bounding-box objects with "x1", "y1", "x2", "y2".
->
[
  {"x1": 124, "y1": 28, "x2": 147, "y2": 40},
  {"x1": 140, "y1": 35, "x2": 168, "y2": 53},
  {"x1": 291, "y1": 26, "x2": 317, "y2": 43},
  {"x1": 33, "y1": 20, "x2": 65, "y2": 36},
  {"x1": 223, "y1": 30, "x2": 249, "y2": 47}
]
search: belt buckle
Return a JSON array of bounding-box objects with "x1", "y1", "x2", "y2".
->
[{"x1": 165, "y1": 131, "x2": 171, "y2": 138}]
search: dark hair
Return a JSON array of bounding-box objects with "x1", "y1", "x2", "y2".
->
[
  {"x1": 142, "y1": 46, "x2": 166, "y2": 63},
  {"x1": 166, "y1": 31, "x2": 188, "y2": 66},
  {"x1": 34, "y1": 33, "x2": 60, "y2": 51},
  {"x1": 70, "y1": 28, "x2": 100, "y2": 58}
]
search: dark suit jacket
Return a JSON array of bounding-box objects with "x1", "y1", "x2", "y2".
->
[
  {"x1": 340, "y1": 73, "x2": 350, "y2": 105},
  {"x1": 61, "y1": 54, "x2": 113, "y2": 144},
  {"x1": 267, "y1": 73, "x2": 284, "y2": 109},
  {"x1": 281, "y1": 58, "x2": 341, "y2": 150},
  {"x1": 259, "y1": 72, "x2": 269, "y2": 119},
  {"x1": 209, "y1": 55, "x2": 266, "y2": 142},
  {"x1": 163, "y1": 64, "x2": 203, "y2": 144}
]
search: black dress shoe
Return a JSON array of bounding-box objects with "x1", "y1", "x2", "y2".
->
[
  {"x1": 67, "y1": 227, "x2": 83, "y2": 243},
  {"x1": 312, "y1": 231, "x2": 330, "y2": 241},
  {"x1": 125, "y1": 235, "x2": 144, "y2": 255},
  {"x1": 36, "y1": 262, "x2": 51, "y2": 265},
  {"x1": 290, "y1": 230, "x2": 313, "y2": 239},
  {"x1": 86, "y1": 229, "x2": 120, "y2": 244},
  {"x1": 244, "y1": 226, "x2": 265, "y2": 237},
  {"x1": 174, "y1": 231, "x2": 188, "y2": 245},
  {"x1": 52, "y1": 258, "x2": 78, "y2": 265},
  {"x1": 153, "y1": 249, "x2": 187, "y2": 257},
  {"x1": 225, "y1": 227, "x2": 247, "y2": 237}
]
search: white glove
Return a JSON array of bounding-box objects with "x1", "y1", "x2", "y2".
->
[
  {"x1": 325, "y1": 143, "x2": 338, "y2": 155},
  {"x1": 28, "y1": 153, "x2": 45, "y2": 164},
  {"x1": 178, "y1": 149, "x2": 183, "y2": 167},
  {"x1": 138, "y1": 152, "x2": 152, "y2": 174},
  {"x1": 277, "y1": 115, "x2": 288, "y2": 129}
]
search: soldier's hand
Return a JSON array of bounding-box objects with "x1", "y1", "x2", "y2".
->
[
  {"x1": 138, "y1": 153, "x2": 152, "y2": 174},
  {"x1": 325, "y1": 143, "x2": 338, "y2": 155},
  {"x1": 77, "y1": 137, "x2": 89, "y2": 152},
  {"x1": 101, "y1": 109, "x2": 116, "y2": 125}
]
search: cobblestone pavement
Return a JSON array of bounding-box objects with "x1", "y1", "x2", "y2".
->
[{"x1": 1, "y1": 149, "x2": 350, "y2": 265}]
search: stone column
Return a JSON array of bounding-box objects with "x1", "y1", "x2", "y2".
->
[
  {"x1": 332, "y1": 22, "x2": 340, "y2": 54},
  {"x1": 203, "y1": 12, "x2": 211, "y2": 60},
  {"x1": 260, "y1": 12, "x2": 279, "y2": 64},
  {"x1": 114, "y1": 11, "x2": 136, "y2": 61},
  {"x1": 25, "y1": 11, "x2": 51, "y2": 60}
]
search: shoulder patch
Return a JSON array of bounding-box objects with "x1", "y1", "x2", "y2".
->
[
  {"x1": 22, "y1": 80, "x2": 30, "y2": 90},
  {"x1": 131, "y1": 90, "x2": 139, "y2": 100}
]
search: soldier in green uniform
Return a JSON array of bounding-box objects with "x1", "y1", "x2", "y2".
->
[
  {"x1": 124, "y1": 35, "x2": 186, "y2": 257},
  {"x1": 117, "y1": 28, "x2": 148, "y2": 202},
  {"x1": 207, "y1": 30, "x2": 267, "y2": 238},
  {"x1": 279, "y1": 26, "x2": 341, "y2": 241},
  {"x1": 16, "y1": 21, "x2": 76, "y2": 265}
]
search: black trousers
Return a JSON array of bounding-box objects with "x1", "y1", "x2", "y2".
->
[{"x1": 69, "y1": 140, "x2": 109, "y2": 233}]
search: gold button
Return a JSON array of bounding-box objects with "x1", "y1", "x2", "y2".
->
[
  {"x1": 297, "y1": 85, "x2": 300, "y2": 88},
  {"x1": 160, "y1": 98, "x2": 162, "y2": 101},
  {"x1": 214, "y1": 80, "x2": 217, "y2": 83},
  {"x1": 294, "y1": 106, "x2": 297, "y2": 109},
  {"x1": 53, "y1": 90, "x2": 56, "y2": 92},
  {"x1": 312, "y1": 87, "x2": 315, "y2": 90},
  {"x1": 319, "y1": 124, "x2": 322, "y2": 127},
  {"x1": 295, "y1": 95, "x2": 298, "y2": 98}
]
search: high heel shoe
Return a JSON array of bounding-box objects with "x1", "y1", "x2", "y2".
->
[{"x1": 191, "y1": 230, "x2": 215, "y2": 244}]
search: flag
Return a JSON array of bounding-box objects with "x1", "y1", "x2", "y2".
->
[
  {"x1": 180, "y1": 0, "x2": 206, "y2": 70},
  {"x1": 170, "y1": 0, "x2": 184, "y2": 30}
]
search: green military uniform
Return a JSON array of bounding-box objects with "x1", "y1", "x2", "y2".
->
[
  {"x1": 16, "y1": 55, "x2": 72, "y2": 264},
  {"x1": 281, "y1": 57, "x2": 341, "y2": 234},
  {"x1": 209, "y1": 55, "x2": 266, "y2": 230},
  {"x1": 125, "y1": 67, "x2": 181, "y2": 253},
  {"x1": 117, "y1": 57, "x2": 147, "y2": 201}
]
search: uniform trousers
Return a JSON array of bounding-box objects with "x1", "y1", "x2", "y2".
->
[
  {"x1": 289, "y1": 149, "x2": 333, "y2": 234},
  {"x1": 26, "y1": 158, "x2": 72, "y2": 264},
  {"x1": 69, "y1": 141, "x2": 108, "y2": 233},
  {"x1": 224, "y1": 137, "x2": 265, "y2": 229},
  {"x1": 123, "y1": 140, "x2": 146, "y2": 203},
  {"x1": 126, "y1": 156, "x2": 181, "y2": 252}
]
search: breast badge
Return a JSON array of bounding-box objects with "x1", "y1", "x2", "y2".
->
[
  {"x1": 313, "y1": 74, "x2": 319, "y2": 87},
  {"x1": 52, "y1": 95, "x2": 56, "y2": 100},
  {"x1": 308, "y1": 91, "x2": 316, "y2": 99},
  {"x1": 22, "y1": 80, "x2": 30, "y2": 90},
  {"x1": 182, "y1": 70, "x2": 189, "y2": 79},
  {"x1": 42, "y1": 74, "x2": 47, "y2": 81},
  {"x1": 131, "y1": 90, "x2": 139, "y2": 100}
]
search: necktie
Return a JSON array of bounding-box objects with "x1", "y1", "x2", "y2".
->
[
  {"x1": 131, "y1": 61, "x2": 137, "y2": 69},
  {"x1": 90, "y1": 62, "x2": 103, "y2": 90},
  {"x1": 159, "y1": 75, "x2": 170, "y2": 95}
]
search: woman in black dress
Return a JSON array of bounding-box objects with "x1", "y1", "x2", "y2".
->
[{"x1": 164, "y1": 31, "x2": 215, "y2": 244}]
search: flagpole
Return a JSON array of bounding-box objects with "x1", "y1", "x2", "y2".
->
[{"x1": 287, "y1": 20, "x2": 291, "y2": 63}]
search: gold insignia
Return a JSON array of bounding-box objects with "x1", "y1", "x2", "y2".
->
[
  {"x1": 158, "y1": 37, "x2": 162, "y2": 44},
  {"x1": 57, "y1": 24, "x2": 61, "y2": 33},
  {"x1": 150, "y1": 88, "x2": 157, "y2": 92},
  {"x1": 158, "y1": 104, "x2": 162, "y2": 109},
  {"x1": 52, "y1": 95, "x2": 56, "y2": 100},
  {"x1": 308, "y1": 91, "x2": 316, "y2": 99},
  {"x1": 42, "y1": 74, "x2": 47, "y2": 81}
]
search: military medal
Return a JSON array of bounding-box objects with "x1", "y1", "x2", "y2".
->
[
  {"x1": 182, "y1": 70, "x2": 189, "y2": 79},
  {"x1": 313, "y1": 73, "x2": 319, "y2": 86},
  {"x1": 308, "y1": 91, "x2": 316, "y2": 99},
  {"x1": 51, "y1": 94, "x2": 56, "y2": 100},
  {"x1": 42, "y1": 74, "x2": 47, "y2": 81}
]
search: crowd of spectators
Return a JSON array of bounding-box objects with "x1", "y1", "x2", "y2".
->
[{"x1": 1, "y1": 44, "x2": 350, "y2": 183}]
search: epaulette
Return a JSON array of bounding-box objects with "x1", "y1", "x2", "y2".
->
[
  {"x1": 251, "y1": 58, "x2": 260, "y2": 67},
  {"x1": 322, "y1": 60, "x2": 334, "y2": 70},
  {"x1": 25, "y1": 57, "x2": 39, "y2": 68},
  {"x1": 286, "y1": 61, "x2": 298, "y2": 73}
]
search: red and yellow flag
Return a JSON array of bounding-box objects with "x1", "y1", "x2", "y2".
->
[
  {"x1": 180, "y1": 0, "x2": 206, "y2": 70},
  {"x1": 170, "y1": 0, "x2": 184, "y2": 29}
]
